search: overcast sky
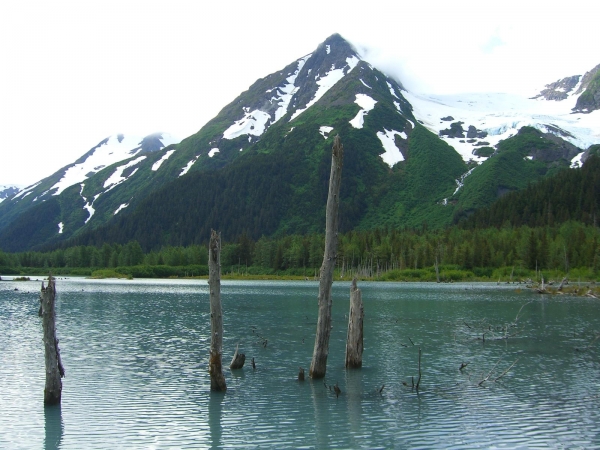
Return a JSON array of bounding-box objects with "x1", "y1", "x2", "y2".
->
[{"x1": 1, "y1": 0, "x2": 598, "y2": 187}]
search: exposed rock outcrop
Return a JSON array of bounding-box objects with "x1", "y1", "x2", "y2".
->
[{"x1": 532, "y1": 75, "x2": 581, "y2": 101}]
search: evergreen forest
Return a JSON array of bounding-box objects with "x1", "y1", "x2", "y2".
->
[{"x1": 1, "y1": 156, "x2": 600, "y2": 282}]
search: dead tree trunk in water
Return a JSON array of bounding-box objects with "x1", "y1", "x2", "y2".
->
[
  {"x1": 310, "y1": 135, "x2": 344, "y2": 379},
  {"x1": 40, "y1": 276, "x2": 64, "y2": 404},
  {"x1": 229, "y1": 343, "x2": 245, "y2": 370},
  {"x1": 345, "y1": 278, "x2": 364, "y2": 368},
  {"x1": 209, "y1": 230, "x2": 226, "y2": 391}
]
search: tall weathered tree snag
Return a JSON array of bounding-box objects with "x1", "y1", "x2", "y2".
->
[
  {"x1": 40, "y1": 276, "x2": 64, "y2": 404},
  {"x1": 208, "y1": 230, "x2": 226, "y2": 391},
  {"x1": 345, "y1": 278, "x2": 364, "y2": 368},
  {"x1": 310, "y1": 135, "x2": 344, "y2": 379}
]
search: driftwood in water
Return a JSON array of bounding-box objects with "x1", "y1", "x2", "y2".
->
[
  {"x1": 537, "y1": 275, "x2": 546, "y2": 294},
  {"x1": 310, "y1": 135, "x2": 344, "y2": 379},
  {"x1": 557, "y1": 277, "x2": 568, "y2": 291},
  {"x1": 40, "y1": 276, "x2": 64, "y2": 404},
  {"x1": 229, "y1": 343, "x2": 245, "y2": 370},
  {"x1": 345, "y1": 278, "x2": 364, "y2": 368},
  {"x1": 298, "y1": 367, "x2": 305, "y2": 381},
  {"x1": 208, "y1": 230, "x2": 226, "y2": 391},
  {"x1": 333, "y1": 382, "x2": 341, "y2": 398}
]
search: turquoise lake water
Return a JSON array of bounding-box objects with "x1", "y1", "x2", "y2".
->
[{"x1": 1, "y1": 277, "x2": 599, "y2": 448}]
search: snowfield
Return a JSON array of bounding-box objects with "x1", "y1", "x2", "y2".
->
[
  {"x1": 404, "y1": 89, "x2": 600, "y2": 164},
  {"x1": 349, "y1": 94, "x2": 377, "y2": 129},
  {"x1": 51, "y1": 133, "x2": 177, "y2": 196},
  {"x1": 114, "y1": 203, "x2": 129, "y2": 215},
  {"x1": 152, "y1": 149, "x2": 176, "y2": 171},
  {"x1": 223, "y1": 109, "x2": 271, "y2": 140},
  {"x1": 180, "y1": 156, "x2": 199, "y2": 177},
  {"x1": 103, "y1": 156, "x2": 147, "y2": 191},
  {"x1": 377, "y1": 129, "x2": 407, "y2": 167},
  {"x1": 270, "y1": 55, "x2": 312, "y2": 125},
  {"x1": 319, "y1": 126, "x2": 334, "y2": 139}
]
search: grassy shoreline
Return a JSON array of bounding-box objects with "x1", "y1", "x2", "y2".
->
[{"x1": 2, "y1": 266, "x2": 599, "y2": 284}]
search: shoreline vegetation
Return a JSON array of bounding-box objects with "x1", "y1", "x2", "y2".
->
[
  {"x1": 1, "y1": 221, "x2": 599, "y2": 294},
  {"x1": 1, "y1": 262, "x2": 599, "y2": 282},
  {"x1": 0, "y1": 267, "x2": 600, "y2": 298}
]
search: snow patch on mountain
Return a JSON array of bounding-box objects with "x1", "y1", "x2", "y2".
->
[
  {"x1": 360, "y1": 79, "x2": 372, "y2": 89},
  {"x1": 79, "y1": 184, "x2": 99, "y2": 224},
  {"x1": 349, "y1": 94, "x2": 377, "y2": 129},
  {"x1": 571, "y1": 152, "x2": 584, "y2": 168},
  {"x1": 319, "y1": 126, "x2": 334, "y2": 139},
  {"x1": 346, "y1": 56, "x2": 359, "y2": 71},
  {"x1": 208, "y1": 148, "x2": 220, "y2": 157},
  {"x1": 377, "y1": 129, "x2": 407, "y2": 167},
  {"x1": 404, "y1": 90, "x2": 600, "y2": 163},
  {"x1": 32, "y1": 189, "x2": 51, "y2": 202},
  {"x1": 103, "y1": 156, "x2": 147, "y2": 191},
  {"x1": 114, "y1": 203, "x2": 129, "y2": 215},
  {"x1": 58, "y1": 222, "x2": 64, "y2": 234},
  {"x1": 52, "y1": 135, "x2": 139, "y2": 196},
  {"x1": 12, "y1": 182, "x2": 41, "y2": 201},
  {"x1": 180, "y1": 156, "x2": 199, "y2": 177},
  {"x1": 270, "y1": 55, "x2": 312, "y2": 125},
  {"x1": 50, "y1": 133, "x2": 177, "y2": 196},
  {"x1": 152, "y1": 149, "x2": 176, "y2": 171},
  {"x1": 290, "y1": 56, "x2": 360, "y2": 121},
  {"x1": 83, "y1": 201, "x2": 95, "y2": 224},
  {"x1": 223, "y1": 110, "x2": 271, "y2": 140},
  {"x1": 387, "y1": 81, "x2": 400, "y2": 99}
]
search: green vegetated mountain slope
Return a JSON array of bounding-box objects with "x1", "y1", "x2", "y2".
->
[
  {"x1": 461, "y1": 152, "x2": 600, "y2": 229},
  {"x1": 0, "y1": 34, "x2": 598, "y2": 252},
  {"x1": 451, "y1": 126, "x2": 582, "y2": 221}
]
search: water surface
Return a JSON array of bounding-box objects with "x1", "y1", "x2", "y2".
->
[{"x1": 1, "y1": 278, "x2": 599, "y2": 448}]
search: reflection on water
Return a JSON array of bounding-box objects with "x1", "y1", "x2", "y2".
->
[
  {"x1": 1, "y1": 278, "x2": 600, "y2": 448},
  {"x1": 44, "y1": 405, "x2": 63, "y2": 450}
]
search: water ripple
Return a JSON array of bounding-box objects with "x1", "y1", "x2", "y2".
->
[{"x1": 1, "y1": 279, "x2": 600, "y2": 448}]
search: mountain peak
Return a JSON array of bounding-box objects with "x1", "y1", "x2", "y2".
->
[{"x1": 319, "y1": 33, "x2": 356, "y2": 53}]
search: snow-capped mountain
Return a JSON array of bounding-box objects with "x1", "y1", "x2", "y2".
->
[
  {"x1": 0, "y1": 133, "x2": 178, "y2": 232},
  {"x1": 50, "y1": 133, "x2": 178, "y2": 196},
  {"x1": 0, "y1": 34, "x2": 599, "y2": 252},
  {"x1": 0, "y1": 185, "x2": 20, "y2": 204},
  {"x1": 189, "y1": 33, "x2": 410, "y2": 169}
]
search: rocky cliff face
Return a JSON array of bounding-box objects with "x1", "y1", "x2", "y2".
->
[
  {"x1": 532, "y1": 75, "x2": 581, "y2": 101},
  {"x1": 573, "y1": 64, "x2": 600, "y2": 113}
]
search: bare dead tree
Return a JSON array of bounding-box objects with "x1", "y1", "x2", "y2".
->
[
  {"x1": 345, "y1": 278, "x2": 364, "y2": 368},
  {"x1": 208, "y1": 230, "x2": 226, "y2": 391},
  {"x1": 298, "y1": 367, "x2": 305, "y2": 381},
  {"x1": 310, "y1": 135, "x2": 344, "y2": 379},
  {"x1": 40, "y1": 276, "x2": 64, "y2": 404},
  {"x1": 229, "y1": 343, "x2": 245, "y2": 370}
]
